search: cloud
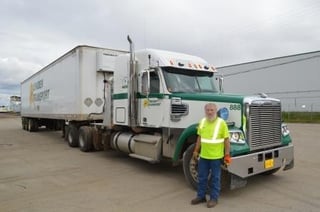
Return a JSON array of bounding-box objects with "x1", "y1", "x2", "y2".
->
[
  {"x1": 0, "y1": 0, "x2": 320, "y2": 106},
  {"x1": 0, "y1": 57, "x2": 41, "y2": 103}
]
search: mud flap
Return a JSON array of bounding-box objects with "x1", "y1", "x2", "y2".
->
[
  {"x1": 230, "y1": 174, "x2": 247, "y2": 190},
  {"x1": 283, "y1": 158, "x2": 294, "y2": 171}
]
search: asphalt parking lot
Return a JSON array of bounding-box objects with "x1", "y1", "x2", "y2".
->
[{"x1": 0, "y1": 113, "x2": 319, "y2": 212}]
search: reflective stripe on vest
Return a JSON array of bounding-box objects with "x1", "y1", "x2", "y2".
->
[
  {"x1": 200, "y1": 118, "x2": 224, "y2": 144},
  {"x1": 199, "y1": 117, "x2": 225, "y2": 159}
]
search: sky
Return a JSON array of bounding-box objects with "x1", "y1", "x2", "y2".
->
[{"x1": 1, "y1": 0, "x2": 320, "y2": 106}]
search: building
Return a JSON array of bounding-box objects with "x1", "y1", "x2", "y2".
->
[
  {"x1": 9, "y1": 95, "x2": 21, "y2": 113},
  {"x1": 0, "y1": 106, "x2": 8, "y2": 112},
  {"x1": 217, "y1": 51, "x2": 320, "y2": 112}
]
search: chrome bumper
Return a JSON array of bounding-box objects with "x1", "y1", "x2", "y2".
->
[{"x1": 228, "y1": 144, "x2": 294, "y2": 178}]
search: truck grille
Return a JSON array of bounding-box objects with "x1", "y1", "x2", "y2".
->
[{"x1": 248, "y1": 101, "x2": 282, "y2": 151}]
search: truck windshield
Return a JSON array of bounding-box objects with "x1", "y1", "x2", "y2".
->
[{"x1": 162, "y1": 67, "x2": 218, "y2": 93}]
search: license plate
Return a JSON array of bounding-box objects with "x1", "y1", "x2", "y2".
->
[{"x1": 264, "y1": 159, "x2": 274, "y2": 169}]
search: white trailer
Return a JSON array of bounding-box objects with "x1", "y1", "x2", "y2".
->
[
  {"x1": 21, "y1": 45, "x2": 127, "y2": 133},
  {"x1": 21, "y1": 38, "x2": 294, "y2": 190}
]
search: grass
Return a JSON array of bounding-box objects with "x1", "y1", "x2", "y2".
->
[{"x1": 282, "y1": 112, "x2": 320, "y2": 123}]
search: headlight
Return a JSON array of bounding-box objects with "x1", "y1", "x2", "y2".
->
[
  {"x1": 231, "y1": 132, "x2": 240, "y2": 140},
  {"x1": 229, "y1": 130, "x2": 246, "y2": 144},
  {"x1": 281, "y1": 123, "x2": 290, "y2": 136}
]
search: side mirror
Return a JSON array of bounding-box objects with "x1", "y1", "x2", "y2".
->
[
  {"x1": 140, "y1": 69, "x2": 150, "y2": 96},
  {"x1": 215, "y1": 74, "x2": 224, "y2": 93}
]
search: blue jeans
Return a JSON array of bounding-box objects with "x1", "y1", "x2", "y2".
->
[{"x1": 197, "y1": 157, "x2": 222, "y2": 200}]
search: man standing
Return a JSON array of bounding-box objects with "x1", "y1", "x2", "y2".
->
[{"x1": 191, "y1": 103, "x2": 231, "y2": 208}]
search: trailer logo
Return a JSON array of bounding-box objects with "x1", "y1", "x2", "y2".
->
[{"x1": 29, "y1": 79, "x2": 50, "y2": 105}]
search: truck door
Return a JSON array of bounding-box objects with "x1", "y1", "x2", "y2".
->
[{"x1": 139, "y1": 69, "x2": 164, "y2": 127}]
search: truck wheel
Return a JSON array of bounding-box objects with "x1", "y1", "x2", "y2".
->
[
  {"x1": 183, "y1": 143, "x2": 230, "y2": 191},
  {"x1": 67, "y1": 125, "x2": 79, "y2": 147},
  {"x1": 79, "y1": 126, "x2": 93, "y2": 152},
  {"x1": 183, "y1": 144, "x2": 198, "y2": 190},
  {"x1": 220, "y1": 167, "x2": 231, "y2": 190},
  {"x1": 92, "y1": 127, "x2": 103, "y2": 151}
]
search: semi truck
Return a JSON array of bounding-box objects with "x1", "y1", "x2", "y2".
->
[{"x1": 21, "y1": 37, "x2": 294, "y2": 190}]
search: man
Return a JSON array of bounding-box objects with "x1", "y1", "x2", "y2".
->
[{"x1": 191, "y1": 103, "x2": 231, "y2": 208}]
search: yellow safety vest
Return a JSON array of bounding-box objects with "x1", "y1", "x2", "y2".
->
[{"x1": 197, "y1": 117, "x2": 228, "y2": 159}]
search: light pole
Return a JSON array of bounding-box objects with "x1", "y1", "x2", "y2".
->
[
  {"x1": 287, "y1": 104, "x2": 290, "y2": 121},
  {"x1": 310, "y1": 103, "x2": 314, "y2": 121}
]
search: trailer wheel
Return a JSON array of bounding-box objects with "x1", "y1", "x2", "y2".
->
[
  {"x1": 183, "y1": 144, "x2": 198, "y2": 190},
  {"x1": 67, "y1": 125, "x2": 79, "y2": 147},
  {"x1": 22, "y1": 118, "x2": 27, "y2": 130},
  {"x1": 27, "y1": 119, "x2": 38, "y2": 132},
  {"x1": 27, "y1": 119, "x2": 32, "y2": 131},
  {"x1": 64, "y1": 125, "x2": 69, "y2": 141},
  {"x1": 79, "y1": 126, "x2": 93, "y2": 152}
]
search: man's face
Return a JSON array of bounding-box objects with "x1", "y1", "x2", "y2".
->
[{"x1": 205, "y1": 104, "x2": 217, "y2": 121}]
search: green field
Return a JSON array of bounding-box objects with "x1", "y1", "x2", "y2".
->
[{"x1": 282, "y1": 112, "x2": 320, "y2": 123}]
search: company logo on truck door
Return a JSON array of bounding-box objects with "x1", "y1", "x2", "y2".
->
[
  {"x1": 143, "y1": 98, "x2": 161, "y2": 108},
  {"x1": 29, "y1": 79, "x2": 50, "y2": 104}
]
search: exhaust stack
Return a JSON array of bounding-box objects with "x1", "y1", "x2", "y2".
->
[{"x1": 127, "y1": 35, "x2": 137, "y2": 127}]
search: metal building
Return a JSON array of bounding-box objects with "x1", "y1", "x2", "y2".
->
[
  {"x1": 9, "y1": 95, "x2": 21, "y2": 113},
  {"x1": 217, "y1": 51, "x2": 320, "y2": 112}
]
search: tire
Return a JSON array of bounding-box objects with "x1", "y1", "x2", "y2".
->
[
  {"x1": 79, "y1": 126, "x2": 93, "y2": 152},
  {"x1": 22, "y1": 118, "x2": 27, "y2": 130},
  {"x1": 27, "y1": 119, "x2": 32, "y2": 131},
  {"x1": 64, "y1": 125, "x2": 69, "y2": 141},
  {"x1": 220, "y1": 167, "x2": 231, "y2": 191},
  {"x1": 67, "y1": 125, "x2": 79, "y2": 147},
  {"x1": 183, "y1": 144, "x2": 198, "y2": 190},
  {"x1": 27, "y1": 118, "x2": 38, "y2": 132},
  {"x1": 92, "y1": 127, "x2": 103, "y2": 151}
]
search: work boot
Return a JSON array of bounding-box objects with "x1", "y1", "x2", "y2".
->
[
  {"x1": 191, "y1": 197, "x2": 206, "y2": 205},
  {"x1": 207, "y1": 199, "x2": 218, "y2": 208}
]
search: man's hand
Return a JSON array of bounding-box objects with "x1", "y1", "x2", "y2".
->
[
  {"x1": 193, "y1": 151, "x2": 199, "y2": 161},
  {"x1": 224, "y1": 154, "x2": 231, "y2": 165}
]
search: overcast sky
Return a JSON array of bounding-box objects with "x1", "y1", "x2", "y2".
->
[{"x1": 0, "y1": 0, "x2": 320, "y2": 106}]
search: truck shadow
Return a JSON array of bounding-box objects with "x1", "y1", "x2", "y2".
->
[
  {"x1": 222, "y1": 173, "x2": 285, "y2": 197},
  {"x1": 100, "y1": 150, "x2": 188, "y2": 186},
  {"x1": 36, "y1": 130, "x2": 288, "y2": 196}
]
